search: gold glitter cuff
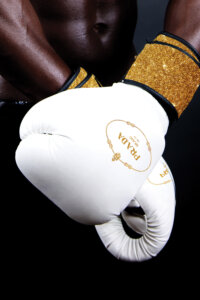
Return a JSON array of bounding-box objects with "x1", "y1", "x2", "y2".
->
[
  {"x1": 154, "y1": 34, "x2": 200, "y2": 62},
  {"x1": 67, "y1": 67, "x2": 100, "y2": 90},
  {"x1": 125, "y1": 33, "x2": 200, "y2": 117},
  {"x1": 80, "y1": 73, "x2": 101, "y2": 88}
]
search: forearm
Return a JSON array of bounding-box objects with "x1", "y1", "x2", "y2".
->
[
  {"x1": 164, "y1": 0, "x2": 200, "y2": 52},
  {"x1": 0, "y1": 0, "x2": 71, "y2": 101}
]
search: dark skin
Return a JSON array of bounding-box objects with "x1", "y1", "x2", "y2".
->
[
  {"x1": 0, "y1": 0, "x2": 200, "y2": 103},
  {"x1": 30, "y1": 0, "x2": 137, "y2": 81},
  {"x1": 165, "y1": 0, "x2": 200, "y2": 52},
  {"x1": 0, "y1": 0, "x2": 71, "y2": 101},
  {"x1": 0, "y1": 0, "x2": 137, "y2": 101}
]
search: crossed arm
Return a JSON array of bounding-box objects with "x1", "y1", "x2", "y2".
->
[
  {"x1": 0, "y1": 0, "x2": 199, "y2": 101},
  {"x1": 0, "y1": 0, "x2": 71, "y2": 101}
]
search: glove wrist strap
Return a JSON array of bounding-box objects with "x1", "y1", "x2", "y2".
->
[
  {"x1": 123, "y1": 32, "x2": 200, "y2": 119},
  {"x1": 59, "y1": 67, "x2": 101, "y2": 92}
]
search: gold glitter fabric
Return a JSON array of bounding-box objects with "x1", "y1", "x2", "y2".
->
[
  {"x1": 154, "y1": 34, "x2": 200, "y2": 62},
  {"x1": 81, "y1": 73, "x2": 101, "y2": 88},
  {"x1": 125, "y1": 34, "x2": 200, "y2": 117},
  {"x1": 68, "y1": 67, "x2": 100, "y2": 89}
]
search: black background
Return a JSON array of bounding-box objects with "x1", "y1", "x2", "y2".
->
[{"x1": 2, "y1": 0, "x2": 199, "y2": 294}]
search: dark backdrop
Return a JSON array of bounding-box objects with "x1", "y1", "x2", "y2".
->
[{"x1": 2, "y1": 0, "x2": 199, "y2": 295}]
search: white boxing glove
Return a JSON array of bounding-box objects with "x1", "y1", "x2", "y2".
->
[
  {"x1": 15, "y1": 83, "x2": 168, "y2": 225},
  {"x1": 15, "y1": 32, "x2": 198, "y2": 226},
  {"x1": 95, "y1": 157, "x2": 176, "y2": 262}
]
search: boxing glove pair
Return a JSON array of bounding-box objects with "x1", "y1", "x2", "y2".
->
[{"x1": 15, "y1": 32, "x2": 200, "y2": 261}]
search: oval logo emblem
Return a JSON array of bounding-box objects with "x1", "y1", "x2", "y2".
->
[{"x1": 106, "y1": 120, "x2": 152, "y2": 172}]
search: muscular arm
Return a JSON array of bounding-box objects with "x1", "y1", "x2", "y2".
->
[
  {"x1": 164, "y1": 0, "x2": 200, "y2": 53},
  {"x1": 0, "y1": 0, "x2": 71, "y2": 101},
  {"x1": 0, "y1": 0, "x2": 137, "y2": 100}
]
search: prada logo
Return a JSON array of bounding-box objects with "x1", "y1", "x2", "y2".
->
[
  {"x1": 118, "y1": 132, "x2": 141, "y2": 161},
  {"x1": 148, "y1": 162, "x2": 172, "y2": 185},
  {"x1": 160, "y1": 167, "x2": 169, "y2": 178},
  {"x1": 106, "y1": 120, "x2": 152, "y2": 172}
]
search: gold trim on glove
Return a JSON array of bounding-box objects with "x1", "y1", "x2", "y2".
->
[
  {"x1": 125, "y1": 34, "x2": 200, "y2": 117},
  {"x1": 68, "y1": 68, "x2": 100, "y2": 89}
]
